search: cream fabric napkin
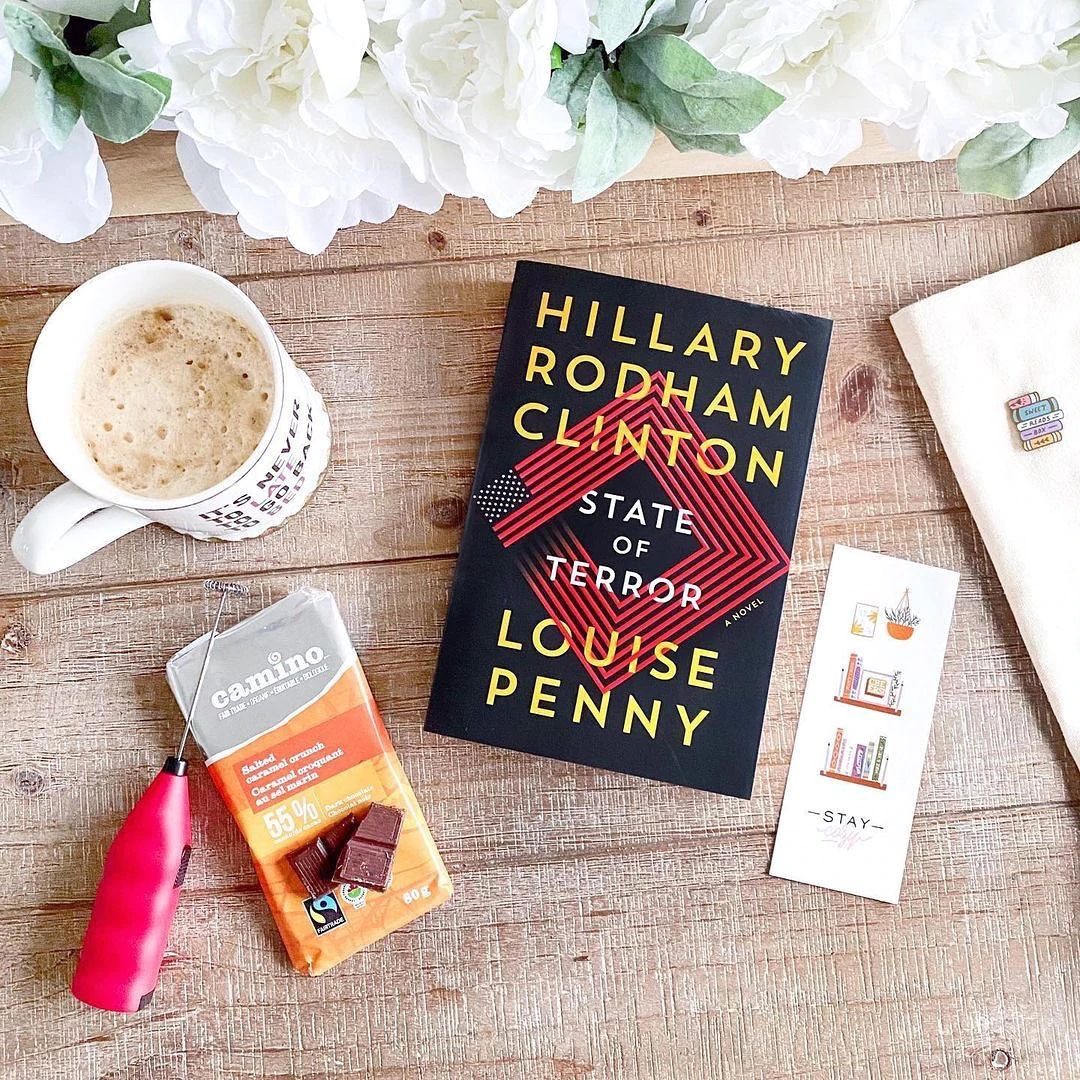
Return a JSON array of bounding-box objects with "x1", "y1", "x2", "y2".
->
[{"x1": 891, "y1": 243, "x2": 1080, "y2": 766}]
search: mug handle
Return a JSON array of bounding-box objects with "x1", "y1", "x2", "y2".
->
[{"x1": 11, "y1": 483, "x2": 150, "y2": 575}]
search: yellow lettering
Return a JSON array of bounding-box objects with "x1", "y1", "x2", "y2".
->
[
  {"x1": 572, "y1": 684, "x2": 610, "y2": 728},
  {"x1": 584, "y1": 626, "x2": 617, "y2": 667},
  {"x1": 648, "y1": 642, "x2": 678, "y2": 681},
  {"x1": 485, "y1": 667, "x2": 517, "y2": 705},
  {"x1": 677, "y1": 705, "x2": 709, "y2": 747},
  {"x1": 536, "y1": 291, "x2": 572, "y2": 331},
  {"x1": 615, "y1": 362, "x2": 651, "y2": 399},
  {"x1": 612, "y1": 305, "x2": 637, "y2": 345},
  {"x1": 649, "y1": 313, "x2": 675, "y2": 352},
  {"x1": 697, "y1": 438, "x2": 736, "y2": 476},
  {"x1": 684, "y1": 322, "x2": 718, "y2": 361},
  {"x1": 661, "y1": 372, "x2": 697, "y2": 412},
  {"x1": 532, "y1": 619, "x2": 571, "y2": 657},
  {"x1": 623, "y1": 695, "x2": 660, "y2": 738},
  {"x1": 566, "y1": 353, "x2": 605, "y2": 393},
  {"x1": 614, "y1": 420, "x2": 650, "y2": 460},
  {"x1": 747, "y1": 446, "x2": 784, "y2": 486},
  {"x1": 776, "y1": 336, "x2": 806, "y2": 376},
  {"x1": 555, "y1": 409, "x2": 581, "y2": 447},
  {"x1": 688, "y1": 647, "x2": 719, "y2": 689},
  {"x1": 702, "y1": 382, "x2": 737, "y2": 421},
  {"x1": 661, "y1": 428, "x2": 692, "y2": 466},
  {"x1": 730, "y1": 328, "x2": 761, "y2": 368},
  {"x1": 584, "y1": 299, "x2": 600, "y2": 338},
  {"x1": 496, "y1": 609, "x2": 522, "y2": 651},
  {"x1": 749, "y1": 388, "x2": 791, "y2": 431},
  {"x1": 525, "y1": 345, "x2": 555, "y2": 385},
  {"x1": 514, "y1": 402, "x2": 546, "y2": 441},
  {"x1": 529, "y1": 676, "x2": 560, "y2": 718}
]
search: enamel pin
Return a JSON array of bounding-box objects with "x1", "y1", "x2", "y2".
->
[{"x1": 1008, "y1": 391, "x2": 1064, "y2": 451}]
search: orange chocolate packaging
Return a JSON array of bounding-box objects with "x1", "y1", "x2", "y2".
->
[{"x1": 166, "y1": 588, "x2": 451, "y2": 974}]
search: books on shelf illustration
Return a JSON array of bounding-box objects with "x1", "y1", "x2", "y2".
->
[
  {"x1": 1007, "y1": 390, "x2": 1064, "y2": 452},
  {"x1": 821, "y1": 728, "x2": 889, "y2": 790},
  {"x1": 835, "y1": 653, "x2": 904, "y2": 715}
]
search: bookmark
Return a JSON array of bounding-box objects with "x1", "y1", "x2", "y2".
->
[{"x1": 769, "y1": 545, "x2": 959, "y2": 903}]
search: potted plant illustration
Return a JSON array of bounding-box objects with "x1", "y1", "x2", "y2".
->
[{"x1": 885, "y1": 589, "x2": 920, "y2": 640}]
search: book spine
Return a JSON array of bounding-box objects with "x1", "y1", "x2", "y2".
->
[
  {"x1": 871, "y1": 737, "x2": 886, "y2": 781},
  {"x1": 840, "y1": 741, "x2": 853, "y2": 775},
  {"x1": 1007, "y1": 391, "x2": 1040, "y2": 410},
  {"x1": 1020, "y1": 419, "x2": 1063, "y2": 441},
  {"x1": 851, "y1": 656, "x2": 863, "y2": 697},
  {"x1": 888, "y1": 672, "x2": 903, "y2": 710},
  {"x1": 1022, "y1": 431, "x2": 1063, "y2": 451},
  {"x1": 1016, "y1": 409, "x2": 1063, "y2": 432},
  {"x1": 852, "y1": 744, "x2": 866, "y2": 777},
  {"x1": 1014, "y1": 397, "x2": 1057, "y2": 422},
  {"x1": 862, "y1": 739, "x2": 876, "y2": 778},
  {"x1": 842, "y1": 654, "x2": 857, "y2": 699},
  {"x1": 829, "y1": 728, "x2": 844, "y2": 772},
  {"x1": 880, "y1": 754, "x2": 890, "y2": 784}
]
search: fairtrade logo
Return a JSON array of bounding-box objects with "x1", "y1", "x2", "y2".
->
[{"x1": 303, "y1": 893, "x2": 346, "y2": 935}]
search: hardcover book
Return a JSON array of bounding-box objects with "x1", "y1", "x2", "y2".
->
[{"x1": 425, "y1": 261, "x2": 832, "y2": 797}]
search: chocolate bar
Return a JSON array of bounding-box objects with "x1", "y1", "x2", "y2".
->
[
  {"x1": 286, "y1": 837, "x2": 335, "y2": 899},
  {"x1": 332, "y1": 833, "x2": 395, "y2": 891},
  {"x1": 353, "y1": 802, "x2": 403, "y2": 848},
  {"x1": 285, "y1": 813, "x2": 358, "y2": 899}
]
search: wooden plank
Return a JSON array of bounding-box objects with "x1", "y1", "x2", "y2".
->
[
  {"x1": 5, "y1": 207, "x2": 1080, "y2": 595},
  {"x1": 2, "y1": 153, "x2": 1079, "y2": 293},
  {"x1": 0, "y1": 127, "x2": 946, "y2": 228},
  {"x1": 0, "y1": 799, "x2": 1075, "y2": 1079},
  {"x1": 1, "y1": 159, "x2": 1078, "y2": 1080},
  {"x1": 0, "y1": 522, "x2": 1068, "y2": 874}
]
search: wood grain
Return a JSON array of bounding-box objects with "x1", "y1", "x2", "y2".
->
[
  {"x1": 1, "y1": 156, "x2": 1077, "y2": 1080},
  {"x1": 0, "y1": 126, "x2": 949, "y2": 228}
]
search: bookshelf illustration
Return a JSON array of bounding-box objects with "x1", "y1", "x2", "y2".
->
[
  {"x1": 821, "y1": 727, "x2": 889, "y2": 790},
  {"x1": 834, "y1": 652, "x2": 903, "y2": 716}
]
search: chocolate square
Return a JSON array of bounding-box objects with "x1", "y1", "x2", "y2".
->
[
  {"x1": 332, "y1": 836, "x2": 395, "y2": 891},
  {"x1": 286, "y1": 838, "x2": 333, "y2": 899},
  {"x1": 285, "y1": 813, "x2": 359, "y2": 899},
  {"x1": 353, "y1": 803, "x2": 403, "y2": 848}
]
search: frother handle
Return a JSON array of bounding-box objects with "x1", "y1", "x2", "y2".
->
[
  {"x1": 71, "y1": 764, "x2": 192, "y2": 1013},
  {"x1": 11, "y1": 482, "x2": 149, "y2": 575}
]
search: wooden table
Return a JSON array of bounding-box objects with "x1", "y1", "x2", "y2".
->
[{"x1": 1, "y1": 157, "x2": 1078, "y2": 1080}]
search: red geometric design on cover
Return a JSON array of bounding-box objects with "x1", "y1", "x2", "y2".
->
[{"x1": 474, "y1": 373, "x2": 790, "y2": 691}]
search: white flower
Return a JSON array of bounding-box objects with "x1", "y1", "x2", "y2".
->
[
  {"x1": 553, "y1": 0, "x2": 598, "y2": 54},
  {"x1": 0, "y1": 31, "x2": 110, "y2": 242},
  {"x1": 684, "y1": 0, "x2": 1080, "y2": 177},
  {"x1": 374, "y1": 0, "x2": 577, "y2": 218},
  {"x1": 121, "y1": 0, "x2": 446, "y2": 255}
]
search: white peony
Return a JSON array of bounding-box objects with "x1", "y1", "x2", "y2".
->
[
  {"x1": 0, "y1": 28, "x2": 111, "y2": 242},
  {"x1": 121, "y1": 0, "x2": 447, "y2": 255},
  {"x1": 553, "y1": 0, "x2": 599, "y2": 54},
  {"x1": 373, "y1": 0, "x2": 577, "y2": 218},
  {"x1": 684, "y1": 0, "x2": 1080, "y2": 177}
]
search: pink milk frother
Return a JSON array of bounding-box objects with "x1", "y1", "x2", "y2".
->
[{"x1": 71, "y1": 579, "x2": 248, "y2": 1012}]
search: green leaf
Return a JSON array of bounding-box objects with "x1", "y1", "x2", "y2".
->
[
  {"x1": 2, "y1": 2, "x2": 70, "y2": 70},
  {"x1": 618, "y1": 32, "x2": 781, "y2": 147},
  {"x1": 548, "y1": 49, "x2": 604, "y2": 128},
  {"x1": 34, "y1": 64, "x2": 81, "y2": 147},
  {"x1": 87, "y1": 0, "x2": 150, "y2": 55},
  {"x1": 664, "y1": 129, "x2": 743, "y2": 155},
  {"x1": 69, "y1": 51, "x2": 166, "y2": 142},
  {"x1": 596, "y1": 0, "x2": 647, "y2": 52},
  {"x1": 572, "y1": 71, "x2": 654, "y2": 202},
  {"x1": 550, "y1": 43, "x2": 563, "y2": 70},
  {"x1": 956, "y1": 100, "x2": 1080, "y2": 198}
]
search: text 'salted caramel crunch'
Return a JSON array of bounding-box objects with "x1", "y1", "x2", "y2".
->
[{"x1": 166, "y1": 588, "x2": 451, "y2": 974}]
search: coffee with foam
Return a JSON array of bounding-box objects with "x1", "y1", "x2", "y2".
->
[{"x1": 78, "y1": 304, "x2": 274, "y2": 499}]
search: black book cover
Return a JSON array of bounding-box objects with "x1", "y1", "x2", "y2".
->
[{"x1": 425, "y1": 261, "x2": 832, "y2": 797}]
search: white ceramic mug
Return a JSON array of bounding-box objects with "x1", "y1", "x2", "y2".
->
[{"x1": 11, "y1": 260, "x2": 332, "y2": 575}]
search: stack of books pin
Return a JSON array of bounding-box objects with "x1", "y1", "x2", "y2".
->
[{"x1": 1008, "y1": 391, "x2": 1064, "y2": 451}]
